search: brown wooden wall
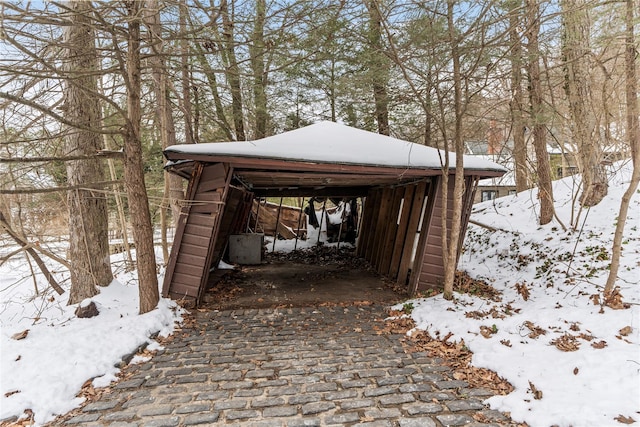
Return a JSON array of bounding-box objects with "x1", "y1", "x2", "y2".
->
[
  {"x1": 409, "y1": 176, "x2": 477, "y2": 293},
  {"x1": 356, "y1": 181, "x2": 431, "y2": 287},
  {"x1": 162, "y1": 162, "x2": 232, "y2": 304}
]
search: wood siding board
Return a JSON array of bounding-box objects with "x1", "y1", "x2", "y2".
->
[
  {"x1": 412, "y1": 175, "x2": 454, "y2": 294},
  {"x1": 368, "y1": 188, "x2": 391, "y2": 265},
  {"x1": 174, "y1": 263, "x2": 207, "y2": 277},
  {"x1": 189, "y1": 203, "x2": 221, "y2": 214},
  {"x1": 168, "y1": 282, "x2": 199, "y2": 298},
  {"x1": 183, "y1": 223, "x2": 215, "y2": 237},
  {"x1": 379, "y1": 187, "x2": 405, "y2": 275},
  {"x1": 175, "y1": 253, "x2": 207, "y2": 268},
  {"x1": 181, "y1": 233, "x2": 212, "y2": 248},
  {"x1": 193, "y1": 191, "x2": 223, "y2": 203},
  {"x1": 372, "y1": 187, "x2": 394, "y2": 270},
  {"x1": 179, "y1": 242, "x2": 211, "y2": 256},
  {"x1": 162, "y1": 162, "x2": 205, "y2": 297},
  {"x1": 397, "y1": 181, "x2": 428, "y2": 286},
  {"x1": 187, "y1": 213, "x2": 218, "y2": 227},
  {"x1": 198, "y1": 163, "x2": 228, "y2": 192},
  {"x1": 362, "y1": 189, "x2": 381, "y2": 261},
  {"x1": 357, "y1": 191, "x2": 375, "y2": 258},
  {"x1": 388, "y1": 184, "x2": 416, "y2": 279}
]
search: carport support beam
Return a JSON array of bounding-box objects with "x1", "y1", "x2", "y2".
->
[
  {"x1": 272, "y1": 197, "x2": 283, "y2": 252},
  {"x1": 317, "y1": 199, "x2": 327, "y2": 245},
  {"x1": 294, "y1": 197, "x2": 305, "y2": 251}
]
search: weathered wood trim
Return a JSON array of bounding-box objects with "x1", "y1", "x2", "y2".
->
[
  {"x1": 409, "y1": 175, "x2": 447, "y2": 294},
  {"x1": 397, "y1": 181, "x2": 428, "y2": 286},
  {"x1": 388, "y1": 184, "x2": 416, "y2": 279},
  {"x1": 371, "y1": 187, "x2": 393, "y2": 270},
  {"x1": 164, "y1": 152, "x2": 506, "y2": 178},
  {"x1": 378, "y1": 187, "x2": 405, "y2": 275}
]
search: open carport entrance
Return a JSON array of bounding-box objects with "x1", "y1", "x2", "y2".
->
[{"x1": 161, "y1": 122, "x2": 505, "y2": 307}]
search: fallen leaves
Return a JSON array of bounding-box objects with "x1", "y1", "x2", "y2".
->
[
  {"x1": 614, "y1": 415, "x2": 636, "y2": 424},
  {"x1": 619, "y1": 326, "x2": 633, "y2": 336},
  {"x1": 4, "y1": 390, "x2": 20, "y2": 397},
  {"x1": 515, "y1": 283, "x2": 529, "y2": 301},
  {"x1": 384, "y1": 318, "x2": 514, "y2": 396},
  {"x1": 604, "y1": 287, "x2": 630, "y2": 310},
  {"x1": 550, "y1": 334, "x2": 581, "y2": 352},
  {"x1": 479, "y1": 325, "x2": 497, "y2": 339},
  {"x1": 591, "y1": 340, "x2": 608, "y2": 349},
  {"x1": 11, "y1": 329, "x2": 29, "y2": 341},
  {"x1": 454, "y1": 271, "x2": 502, "y2": 301},
  {"x1": 528, "y1": 381, "x2": 543, "y2": 399},
  {"x1": 523, "y1": 321, "x2": 547, "y2": 339}
]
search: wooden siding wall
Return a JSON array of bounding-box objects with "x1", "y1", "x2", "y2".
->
[
  {"x1": 162, "y1": 162, "x2": 232, "y2": 304},
  {"x1": 410, "y1": 176, "x2": 476, "y2": 293},
  {"x1": 356, "y1": 181, "x2": 430, "y2": 286}
]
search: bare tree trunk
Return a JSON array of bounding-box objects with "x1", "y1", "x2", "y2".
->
[
  {"x1": 179, "y1": 1, "x2": 195, "y2": 145},
  {"x1": 145, "y1": 0, "x2": 183, "y2": 222},
  {"x1": 250, "y1": 0, "x2": 268, "y2": 139},
  {"x1": 220, "y1": 0, "x2": 246, "y2": 141},
  {"x1": 604, "y1": 0, "x2": 639, "y2": 298},
  {"x1": 145, "y1": 0, "x2": 183, "y2": 263},
  {"x1": 365, "y1": 0, "x2": 390, "y2": 136},
  {"x1": 442, "y1": 0, "x2": 465, "y2": 300},
  {"x1": 525, "y1": 0, "x2": 554, "y2": 225},
  {"x1": 124, "y1": 0, "x2": 159, "y2": 314},
  {"x1": 509, "y1": 0, "x2": 530, "y2": 193},
  {"x1": 562, "y1": 0, "x2": 607, "y2": 206},
  {"x1": 63, "y1": 0, "x2": 113, "y2": 304}
]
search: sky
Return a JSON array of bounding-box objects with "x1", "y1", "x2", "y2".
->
[{"x1": 0, "y1": 159, "x2": 638, "y2": 426}]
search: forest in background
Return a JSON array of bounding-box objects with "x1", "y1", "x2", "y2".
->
[{"x1": 0, "y1": 0, "x2": 637, "y2": 312}]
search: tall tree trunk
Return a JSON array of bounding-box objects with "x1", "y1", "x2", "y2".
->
[
  {"x1": 220, "y1": 0, "x2": 246, "y2": 141},
  {"x1": 509, "y1": 0, "x2": 529, "y2": 193},
  {"x1": 63, "y1": 0, "x2": 113, "y2": 305},
  {"x1": 179, "y1": 1, "x2": 195, "y2": 145},
  {"x1": 250, "y1": 0, "x2": 268, "y2": 139},
  {"x1": 525, "y1": 0, "x2": 554, "y2": 225},
  {"x1": 194, "y1": 42, "x2": 234, "y2": 140},
  {"x1": 146, "y1": 0, "x2": 183, "y2": 264},
  {"x1": 442, "y1": 0, "x2": 465, "y2": 300},
  {"x1": 365, "y1": 0, "x2": 390, "y2": 136},
  {"x1": 562, "y1": 0, "x2": 607, "y2": 206},
  {"x1": 145, "y1": 0, "x2": 183, "y2": 223},
  {"x1": 124, "y1": 0, "x2": 159, "y2": 314},
  {"x1": 604, "y1": 0, "x2": 639, "y2": 298}
]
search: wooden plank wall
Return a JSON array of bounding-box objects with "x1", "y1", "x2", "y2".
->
[
  {"x1": 356, "y1": 181, "x2": 430, "y2": 287},
  {"x1": 162, "y1": 162, "x2": 232, "y2": 304},
  {"x1": 410, "y1": 176, "x2": 475, "y2": 294}
]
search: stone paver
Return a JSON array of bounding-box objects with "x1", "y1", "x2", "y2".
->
[{"x1": 50, "y1": 305, "x2": 517, "y2": 426}]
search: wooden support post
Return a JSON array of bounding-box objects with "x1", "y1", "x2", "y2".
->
[
  {"x1": 294, "y1": 197, "x2": 305, "y2": 251},
  {"x1": 316, "y1": 199, "x2": 327, "y2": 245},
  {"x1": 272, "y1": 197, "x2": 283, "y2": 253}
]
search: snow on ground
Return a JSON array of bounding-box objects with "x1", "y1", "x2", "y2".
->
[
  {"x1": 398, "y1": 160, "x2": 640, "y2": 427},
  {"x1": 0, "y1": 250, "x2": 184, "y2": 426},
  {"x1": 1, "y1": 160, "x2": 638, "y2": 427}
]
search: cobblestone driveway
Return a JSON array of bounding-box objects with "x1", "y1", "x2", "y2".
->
[{"x1": 55, "y1": 305, "x2": 514, "y2": 427}]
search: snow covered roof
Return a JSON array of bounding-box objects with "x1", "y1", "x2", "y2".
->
[{"x1": 164, "y1": 121, "x2": 507, "y2": 175}]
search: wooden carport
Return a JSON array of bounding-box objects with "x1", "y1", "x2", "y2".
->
[{"x1": 161, "y1": 122, "x2": 505, "y2": 305}]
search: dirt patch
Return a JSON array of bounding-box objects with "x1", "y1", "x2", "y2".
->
[{"x1": 202, "y1": 247, "x2": 407, "y2": 310}]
